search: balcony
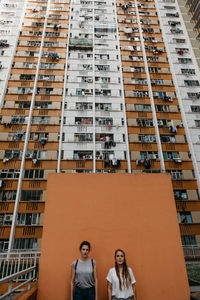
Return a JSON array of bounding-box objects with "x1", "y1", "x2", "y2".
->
[
  {"x1": 180, "y1": 223, "x2": 200, "y2": 236},
  {"x1": 69, "y1": 38, "x2": 93, "y2": 49},
  {"x1": 0, "y1": 225, "x2": 43, "y2": 239},
  {"x1": 176, "y1": 200, "x2": 200, "y2": 212}
]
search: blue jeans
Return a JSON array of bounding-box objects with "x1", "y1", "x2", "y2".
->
[{"x1": 74, "y1": 286, "x2": 95, "y2": 300}]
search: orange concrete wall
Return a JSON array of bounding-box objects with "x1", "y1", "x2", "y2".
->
[{"x1": 37, "y1": 174, "x2": 190, "y2": 300}]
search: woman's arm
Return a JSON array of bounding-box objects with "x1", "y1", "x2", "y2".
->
[
  {"x1": 70, "y1": 267, "x2": 76, "y2": 300},
  {"x1": 107, "y1": 281, "x2": 112, "y2": 300},
  {"x1": 132, "y1": 283, "x2": 136, "y2": 300},
  {"x1": 93, "y1": 265, "x2": 98, "y2": 300}
]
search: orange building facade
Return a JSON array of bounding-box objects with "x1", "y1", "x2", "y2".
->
[{"x1": 38, "y1": 173, "x2": 190, "y2": 300}]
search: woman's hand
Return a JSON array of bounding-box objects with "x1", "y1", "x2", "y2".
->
[
  {"x1": 70, "y1": 267, "x2": 75, "y2": 300},
  {"x1": 132, "y1": 283, "x2": 136, "y2": 300},
  {"x1": 94, "y1": 265, "x2": 98, "y2": 300},
  {"x1": 107, "y1": 281, "x2": 112, "y2": 300}
]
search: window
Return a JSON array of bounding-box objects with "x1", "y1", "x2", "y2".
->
[
  {"x1": 76, "y1": 89, "x2": 93, "y2": 96},
  {"x1": 131, "y1": 78, "x2": 147, "y2": 84},
  {"x1": 18, "y1": 88, "x2": 33, "y2": 94},
  {"x1": 25, "y1": 51, "x2": 39, "y2": 57},
  {"x1": 17, "y1": 213, "x2": 40, "y2": 225},
  {"x1": 43, "y1": 41, "x2": 59, "y2": 47},
  {"x1": 149, "y1": 67, "x2": 160, "y2": 73},
  {"x1": 181, "y1": 235, "x2": 196, "y2": 246},
  {"x1": 178, "y1": 58, "x2": 192, "y2": 64},
  {"x1": 38, "y1": 75, "x2": 55, "y2": 81},
  {"x1": 26, "y1": 150, "x2": 46, "y2": 159},
  {"x1": 34, "y1": 102, "x2": 52, "y2": 109},
  {"x1": 0, "y1": 169, "x2": 20, "y2": 179},
  {"x1": 74, "y1": 133, "x2": 93, "y2": 142},
  {"x1": 24, "y1": 169, "x2": 44, "y2": 179},
  {"x1": 95, "y1": 65, "x2": 110, "y2": 71},
  {"x1": 132, "y1": 67, "x2": 145, "y2": 72},
  {"x1": 147, "y1": 56, "x2": 159, "y2": 62},
  {"x1": 195, "y1": 120, "x2": 200, "y2": 127},
  {"x1": 172, "y1": 38, "x2": 185, "y2": 43},
  {"x1": 14, "y1": 238, "x2": 38, "y2": 250},
  {"x1": 191, "y1": 106, "x2": 200, "y2": 113},
  {"x1": 20, "y1": 74, "x2": 35, "y2": 80},
  {"x1": 27, "y1": 41, "x2": 41, "y2": 46},
  {"x1": 40, "y1": 63, "x2": 57, "y2": 69},
  {"x1": 95, "y1": 89, "x2": 111, "y2": 96},
  {"x1": 166, "y1": 170, "x2": 183, "y2": 180},
  {"x1": 140, "y1": 151, "x2": 158, "y2": 159},
  {"x1": 160, "y1": 135, "x2": 176, "y2": 143},
  {"x1": 155, "y1": 105, "x2": 169, "y2": 112},
  {"x1": 181, "y1": 69, "x2": 195, "y2": 75},
  {"x1": 95, "y1": 54, "x2": 109, "y2": 60},
  {"x1": 187, "y1": 92, "x2": 200, "y2": 99},
  {"x1": 73, "y1": 151, "x2": 93, "y2": 160},
  {"x1": 4, "y1": 150, "x2": 23, "y2": 159},
  {"x1": 11, "y1": 116, "x2": 27, "y2": 124},
  {"x1": 164, "y1": 5, "x2": 176, "y2": 9},
  {"x1": 138, "y1": 135, "x2": 156, "y2": 142},
  {"x1": 184, "y1": 80, "x2": 199, "y2": 87},
  {"x1": 21, "y1": 190, "x2": 43, "y2": 201},
  {"x1": 136, "y1": 119, "x2": 153, "y2": 127},
  {"x1": 75, "y1": 117, "x2": 93, "y2": 125},
  {"x1": 37, "y1": 88, "x2": 54, "y2": 95},
  {"x1": 166, "y1": 12, "x2": 179, "y2": 17},
  {"x1": 163, "y1": 151, "x2": 179, "y2": 160},
  {"x1": 174, "y1": 190, "x2": 188, "y2": 200},
  {"x1": 29, "y1": 132, "x2": 48, "y2": 141},
  {"x1": 151, "y1": 79, "x2": 164, "y2": 85},
  {"x1": 133, "y1": 91, "x2": 149, "y2": 97},
  {"x1": 95, "y1": 103, "x2": 111, "y2": 110},
  {"x1": 157, "y1": 119, "x2": 171, "y2": 127},
  {"x1": 95, "y1": 77, "x2": 110, "y2": 83},
  {"x1": 95, "y1": 118, "x2": 112, "y2": 126},
  {"x1": 0, "y1": 190, "x2": 16, "y2": 201},
  {"x1": 134, "y1": 104, "x2": 151, "y2": 111},
  {"x1": 76, "y1": 102, "x2": 93, "y2": 110},
  {"x1": 14, "y1": 101, "x2": 30, "y2": 109},
  {"x1": 32, "y1": 117, "x2": 50, "y2": 124},
  {"x1": 23, "y1": 62, "x2": 37, "y2": 68}
]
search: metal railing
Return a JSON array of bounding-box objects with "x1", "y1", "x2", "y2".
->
[
  {"x1": 0, "y1": 252, "x2": 40, "y2": 280},
  {"x1": 183, "y1": 246, "x2": 200, "y2": 260},
  {"x1": 0, "y1": 266, "x2": 36, "y2": 299}
]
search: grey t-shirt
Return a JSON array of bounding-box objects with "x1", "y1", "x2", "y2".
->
[{"x1": 71, "y1": 258, "x2": 96, "y2": 289}]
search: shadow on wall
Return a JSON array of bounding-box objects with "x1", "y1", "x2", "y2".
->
[{"x1": 37, "y1": 174, "x2": 190, "y2": 300}]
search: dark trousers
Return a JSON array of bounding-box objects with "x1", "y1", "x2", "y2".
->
[{"x1": 74, "y1": 286, "x2": 95, "y2": 300}]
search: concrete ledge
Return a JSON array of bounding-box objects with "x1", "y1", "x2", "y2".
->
[{"x1": 13, "y1": 285, "x2": 37, "y2": 300}]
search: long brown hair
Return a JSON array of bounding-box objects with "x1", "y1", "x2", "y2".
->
[{"x1": 115, "y1": 249, "x2": 132, "y2": 290}]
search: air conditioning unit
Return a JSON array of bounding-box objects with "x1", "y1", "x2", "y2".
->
[
  {"x1": 148, "y1": 154, "x2": 157, "y2": 160},
  {"x1": 157, "y1": 120, "x2": 163, "y2": 126},
  {"x1": 32, "y1": 158, "x2": 38, "y2": 165},
  {"x1": 26, "y1": 153, "x2": 33, "y2": 159},
  {"x1": 3, "y1": 158, "x2": 9, "y2": 163},
  {"x1": 173, "y1": 158, "x2": 182, "y2": 163},
  {"x1": 4, "y1": 215, "x2": 13, "y2": 222}
]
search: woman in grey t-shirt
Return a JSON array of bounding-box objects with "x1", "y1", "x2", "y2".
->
[{"x1": 70, "y1": 241, "x2": 98, "y2": 300}]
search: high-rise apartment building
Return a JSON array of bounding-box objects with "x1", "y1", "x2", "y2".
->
[
  {"x1": 0, "y1": 0, "x2": 200, "y2": 254},
  {"x1": 0, "y1": 0, "x2": 27, "y2": 104},
  {"x1": 178, "y1": 0, "x2": 200, "y2": 68}
]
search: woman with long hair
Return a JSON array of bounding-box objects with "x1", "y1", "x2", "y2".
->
[
  {"x1": 107, "y1": 249, "x2": 136, "y2": 300},
  {"x1": 71, "y1": 241, "x2": 98, "y2": 300}
]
